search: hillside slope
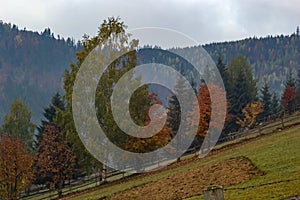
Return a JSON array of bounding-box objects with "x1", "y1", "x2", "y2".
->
[
  {"x1": 0, "y1": 21, "x2": 80, "y2": 123},
  {"x1": 1, "y1": 21, "x2": 299, "y2": 123},
  {"x1": 66, "y1": 118, "x2": 300, "y2": 200}
]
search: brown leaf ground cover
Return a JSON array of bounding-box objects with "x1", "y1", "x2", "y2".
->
[{"x1": 107, "y1": 156, "x2": 263, "y2": 200}]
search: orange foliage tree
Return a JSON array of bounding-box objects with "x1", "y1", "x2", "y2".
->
[
  {"x1": 125, "y1": 126, "x2": 171, "y2": 153},
  {"x1": 35, "y1": 124, "x2": 75, "y2": 198},
  {"x1": 0, "y1": 134, "x2": 34, "y2": 200},
  {"x1": 124, "y1": 93, "x2": 171, "y2": 171},
  {"x1": 236, "y1": 102, "x2": 263, "y2": 128},
  {"x1": 189, "y1": 84, "x2": 230, "y2": 144},
  {"x1": 125, "y1": 93, "x2": 171, "y2": 153}
]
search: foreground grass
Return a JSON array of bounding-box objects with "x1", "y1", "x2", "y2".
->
[
  {"x1": 187, "y1": 126, "x2": 300, "y2": 200},
  {"x1": 68, "y1": 124, "x2": 300, "y2": 200}
]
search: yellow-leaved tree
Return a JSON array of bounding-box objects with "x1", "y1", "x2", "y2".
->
[{"x1": 237, "y1": 102, "x2": 263, "y2": 128}]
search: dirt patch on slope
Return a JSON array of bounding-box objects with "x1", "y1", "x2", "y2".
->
[{"x1": 106, "y1": 156, "x2": 263, "y2": 200}]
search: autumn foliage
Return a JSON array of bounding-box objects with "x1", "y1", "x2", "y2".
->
[
  {"x1": 189, "y1": 84, "x2": 230, "y2": 142},
  {"x1": 0, "y1": 134, "x2": 34, "y2": 200},
  {"x1": 125, "y1": 93, "x2": 171, "y2": 153},
  {"x1": 236, "y1": 102, "x2": 263, "y2": 128},
  {"x1": 281, "y1": 86, "x2": 296, "y2": 114},
  {"x1": 35, "y1": 124, "x2": 75, "y2": 198}
]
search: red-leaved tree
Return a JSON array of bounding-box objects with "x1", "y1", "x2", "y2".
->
[
  {"x1": 189, "y1": 84, "x2": 231, "y2": 146},
  {"x1": 35, "y1": 124, "x2": 75, "y2": 198},
  {"x1": 281, "y1": 86, "x2": 296, "y2": 115}
]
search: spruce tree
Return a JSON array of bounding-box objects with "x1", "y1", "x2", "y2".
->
[
  {"x1": 227, "y1": 69, "x2": 249, "y2": 131},
  {"x1": 282, "y1": 72, "x2": 297, "y2": 114},
  {"x1": 271, "y1": 93, "x2": 281, "y2": 118},
  {"x1": 216, "y1": 55, "x2": 228, "y2": 90},
  {"x1": 35, "y1": 92, "x2": 65, "y2": 148},
  {"x1": 167, "y1": 94, "x2": 180, "y2": 139},
  {"x1": 259, "y1": 79, "x2": 272, "y2": 121},
  {"x1": 286, "y1": 71, "x2": 296, "y2": 88},
  {"x1": 226, "y1": 55, "x2": 257, "y2": 131},
  {"x1": 167, "y1": 72, "x2": 192, "y2": 161},
  {"x1": 34, "y1": 93, "x2": 65, "y2": 184}
]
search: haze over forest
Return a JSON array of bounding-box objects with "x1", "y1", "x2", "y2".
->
[{"x1": 0, "y1": 21, "x2": 299, "y2": 123}]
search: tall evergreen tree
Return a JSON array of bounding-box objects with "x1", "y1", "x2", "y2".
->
[
  {"x1": 286, "y1": 71, "x2": 296, "y2": 88},
  {"x1": 226, "y1": 55, "x2": 257, "y2": 131},
  {"x1": 35, "y1": 92, "x2": 65, "y2": 148},
  {"x1": 167, "y1": 94, "x2": 180, "y2": 139},
  {"x1": 259, "y1": 79, "x2": 272, "y2": 121},
  {"x1": 167, "y1": 73, "x2": 192, "y2": 161},
  {"x1": 33, "y1": 93, "x2": 66, "y2": 185},
  {"x1": 228, "y1": 70, "x2": 248, "y2": 131},
  {"x1": 271, "y1": 93, "x2": 281, "y2": 118},
  {"x1": 216, "y1": 55, "x2": 228, "y2": 91}
]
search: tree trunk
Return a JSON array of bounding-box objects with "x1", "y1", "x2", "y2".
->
[{"x1": 58, "y1": 179, "x2": 63, "y2": 199}]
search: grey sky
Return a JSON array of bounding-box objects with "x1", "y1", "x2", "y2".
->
[{"x1": 1, "y1": 0, "x2": 300, "y2": 45}]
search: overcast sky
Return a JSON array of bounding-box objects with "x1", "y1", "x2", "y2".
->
[{"x1": 1, "y1": 0, "x2": 300, "y2": 45}]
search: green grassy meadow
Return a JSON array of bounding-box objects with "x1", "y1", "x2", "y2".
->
[{"x1": 67, "y1": 121, "x2": 300, "y2": 200}]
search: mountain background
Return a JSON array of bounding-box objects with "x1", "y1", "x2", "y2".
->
[
  {"x1": 0, "y1": 21, "x2": 80, "y2": 123},
  {"x1": 0, "y1": 21, "x2": 299, "y2": 124}
]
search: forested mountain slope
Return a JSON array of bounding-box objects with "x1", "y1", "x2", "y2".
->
[
  {"x1": 0, "y1": 21, "x2": 80, "y2": 123},
  {"x1": 0, "y1": 21, "x2": 298, "y2": 123},
  {"x1": 202, "y1": 33, "x2": 300, "y2": 91}
]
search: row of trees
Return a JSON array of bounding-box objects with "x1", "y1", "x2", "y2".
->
[
  {"x1": 1, "y1": 17, "x2": 300, "y2": 199},
  {"x1": 217, "y1": 54, "x2": 300, "y2": 133},
  {"x1": 202, "y1": 27, "x2": 300, "y2": 96},
  {"x1": 0, "y1": 18, "x2": 170, "y2": 198},
  {"x1": 0, "y1": 95, "x2": 75, "y2": 199}
]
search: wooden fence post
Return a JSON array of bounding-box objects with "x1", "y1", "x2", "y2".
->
[
  {"x1": 204, "y1": 185, "x2": 224, "y2": 200},
  {"x1": 281, "y1": 117, "x2": 284, "y2": 129},
  {"x1": 280, "y1": 111, "x2": 284, "y2": 129},
  {"x1": 101, "y1": 165, "x2": 107, "y2": 183}
]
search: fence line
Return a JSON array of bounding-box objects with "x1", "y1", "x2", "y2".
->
[
  {"x1": 21, "y1": 110, "x2": 300, "y2": 199},
  {"x1": 218, "y1": 111, "x2": 300, "y2": 144}
]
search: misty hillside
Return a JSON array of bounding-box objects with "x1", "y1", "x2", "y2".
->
[
  {"x1": 0, "y1": 21, "x2": 80, "y2": 123},
  {"x1": 0, "y1": 21, "x2": 299, "y2": 124},
  {"x1": 175, "y1": 33, "x2": 300, "y2": 93},
  {"x1": 203, "y1": 34, "x2": 300, "y2": 91}
]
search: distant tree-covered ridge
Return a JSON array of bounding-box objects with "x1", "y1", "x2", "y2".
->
[
  {"x1": 0, "y1": 20, "x2": 299, "y2": 124},
  {"x1": 0, "y1": 21, "x2": 80, "y2": 123},
  {"x1": 204, "y1": 33, "x2": 300, "y2": 92},
  {"x1": 173, "y1": 30, "x2": 300, "y2": 95}
]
